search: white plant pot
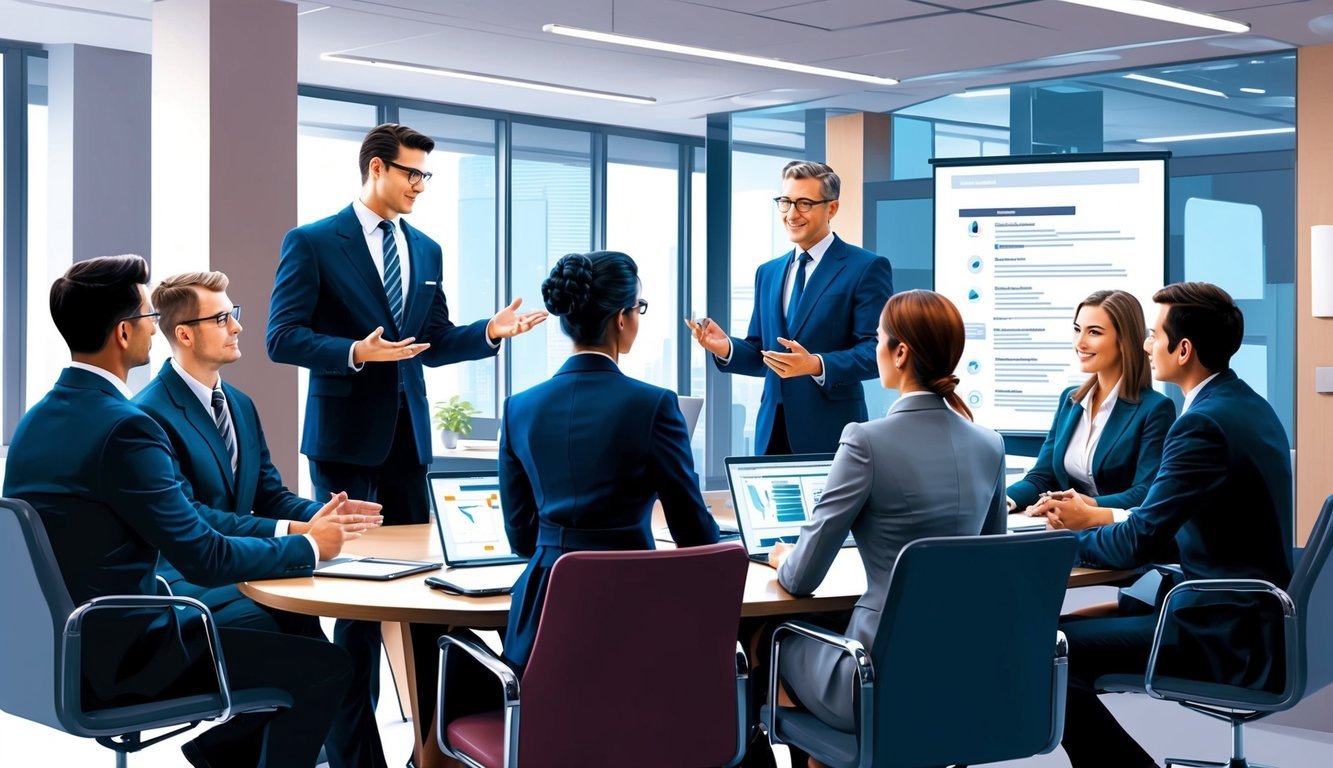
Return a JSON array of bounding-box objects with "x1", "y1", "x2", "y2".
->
[{"x1": 440, "y1": 430, "x2": 460, "y2": 450}]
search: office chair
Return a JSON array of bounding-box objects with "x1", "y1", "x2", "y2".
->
[
  {"x1": 435, "y1": 543, "x2": 751, "y2": 768},
  {"x1": 764, "y1": 531, "x2": 1079, "y2": 768},
  {"x1": 1096, "y1": 494, "x2": 1333, "y2": 768},
  {"x1": 0, "y1": 497, "x2": 291, "y2": 767}
]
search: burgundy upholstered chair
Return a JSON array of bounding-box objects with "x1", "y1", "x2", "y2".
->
[{"x1": 436, "y1": 542, "x2": 751, "y2": 768}]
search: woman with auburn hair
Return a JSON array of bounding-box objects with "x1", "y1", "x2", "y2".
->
[
  {"x1": 1007, "y1": 289, "x2": 1176, "y2": 516},
  {"x1": 766, "y1": 289, "x2": 1007, "y2": 735}
]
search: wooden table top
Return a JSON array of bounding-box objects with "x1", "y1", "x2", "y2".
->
[{"x1": 241, "y1": 521, "x2": 1133, "y2": 626}]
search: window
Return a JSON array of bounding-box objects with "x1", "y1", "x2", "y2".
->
[
  {"x1": 24, "y1": 54, "x2": 52, "y2": 414},
  {"x1": 508, "y1": 123, "x2": 592, "y2": 395}
]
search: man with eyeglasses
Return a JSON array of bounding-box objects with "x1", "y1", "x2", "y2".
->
[
  {"x1": 268, "y1": 122, "x2": 547, "y2": 768},
  {"x1": 688, "y1": 161, "x2": 893, "y2": 454}
]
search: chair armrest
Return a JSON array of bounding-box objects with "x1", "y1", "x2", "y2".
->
[
  {"x1": 63, "y1": 595, "x2": 232, "y2": 722},
  {"x1": 726, "y1": 642, "x2": 749, "y2": 768},
  {"x1": 767, "y1": 620, "x2": 875, "y2": 766},
  {"x1": 1145, "y1": 579, "x2": 1299, "y2": 710},
  {"x1": 1041, "y1": 631, "x2": 1069, "y2": 755},
  {"x1": 436, "y1": 633, "x2": 521, "y2": 762}
]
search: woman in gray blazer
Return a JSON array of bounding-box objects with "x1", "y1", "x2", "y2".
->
[{"x1": 768, "y1": 289, "x2": 1007, "y2": 734}]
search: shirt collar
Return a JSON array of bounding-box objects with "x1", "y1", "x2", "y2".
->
[
  {"x1": 797, "y1": 230, "x2": 836, "y2": 262},
  {"x1": 352, "y1": 198, "x2": 398, "y2": 237},
  {"x1": 68, "y1": 362, "x2": 135, "y2": 400},
  {"x1": 1079, "y1": 378, "x2": 1121, "y2": 412},
  {"x1": 1182, "y1": 372, "x2": 1221, "y2": 414},
  {"x1": 170, "y1": 358, "x2": 222, "y2": 412},
  {"x1": 572, "y1": 350, "x2": 620, "y2": 368},
  {"x1": 897, "y1": 390, "x2": 934, "y2": 400}
]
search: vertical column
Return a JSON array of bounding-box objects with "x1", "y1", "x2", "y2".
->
[
  {"x1": 152, "y1": 0, "x2": 299, "y2": 480},
  {"x1": 1296, "y1": 43, "x2": 1333, "y2": 547},
  {"x1": 704, "y1": 112, "x2": 732, "y2": 487},
  {"x1": 47, "y1": 44, "x2": 152, "y2": 389},
  {"x1": 825, "y1": 112, "x2": 891, "y2": 248}
]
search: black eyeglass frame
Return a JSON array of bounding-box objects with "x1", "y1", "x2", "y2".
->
[
  {"x1": 178, "y1": 306, "x2": 242, "y2": 327},
  {"x1": 773, "y1": 197, "x2": 834, "y2": 213},
  {"x1": 120, "y1": 311, "x2": 161, "y2": 325},
  {"x1": 625, "y1": 298, "x2": 648, "y2": 316},
  {"x1": 384, "y1": 159, "x2": 433, "y2": 185}
]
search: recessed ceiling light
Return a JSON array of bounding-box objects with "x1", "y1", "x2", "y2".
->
[
  {"x1": 1240, "y1": 87, "x2": 1266, "y2": 94},
  {"x1": 1123, "y1": 73, "x2": 1227, "y2": 98},
  {"x1": 321, "y1": 53, "x2": 656, "y2": 104},
  {"x1": 542, "y1": 24, "x2": 898, "y2": 86},
  {"x1": 955, "y1": 88, "x2": 1010, "y2": 98},
  {"x1": 1137, "y1": 127, "x2": 1294, "y2": 143},
  {"x1": 1053, "y1": 0, "x2": 1249, "y2": 33}
]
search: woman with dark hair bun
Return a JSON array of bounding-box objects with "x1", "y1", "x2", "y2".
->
[
  {"x1": 766, "y1": 290, "x2": 1007, "y2": 736},
  {"x1": 498, "y1": 251, "x2": 720, "y2": 670}
]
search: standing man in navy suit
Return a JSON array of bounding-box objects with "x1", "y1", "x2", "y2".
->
[
  {"x1": 4, "y1": 255, "x2": 379, "y2": 768},
  {"x1": 687, "y1": 161, "x2": 893, "y2": 454},
  {"x1": 268, "y1": 123, "x2": 545, "y2": 767},
  {"x1": 1034, "y1": 282, "x2": 1292, "y2": 768}
]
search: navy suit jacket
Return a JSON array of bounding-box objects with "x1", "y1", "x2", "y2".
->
[
  {"x1": 135, "y1": 362, "x2": 322, "y2": 585},
  {"x1": 498, "y1": 354, "x2": 720, "y2": 667},
  {"x1": 267, "y1": 204, "x2": 498, "y2": 466},
  {"x1": 3, "y1": 368, "x2": 314, "y2": 703},
  {"x1": 1075, "y1": 371, "x2": 1292, "y2": 688},
  {"x1": 716, "y1": 234, "x2": 893, "y2": 454},
  {"x1": 1008, "y1": 386, "x2": 1176, "y2": 510}
]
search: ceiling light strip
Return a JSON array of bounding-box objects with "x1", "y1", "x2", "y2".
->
[
  {"x1": 1137, "y1": 127, "x2": 1294, "y2": 143},
  {"x1": 321, "y1": 53, "x2": 656, "y2": 105},
  {"x1": 543, "y1": 24, "x2": 898, "y2": 86},
  {"x1": 1123, "y1": 73, "x2": 1227, "y2": 98},
  {"x1": 1054, "y1": 0, "x2": 1249, "y2": 34}
]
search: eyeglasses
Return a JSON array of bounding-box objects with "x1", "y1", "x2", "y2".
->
[
  {"x1": 774, "y1": 197, "x2": 833, "y2": 213},
  {"x1": 627, "y1": 298, "x2": 648, "y2": 315},
  {"x1": 179, "y1": 306, "x2": 242, "y2": 327},
  {"x1": 384, "y1": 160, "x2": 433, "y2": 185},
  {"x1": 121, "y1": 310, "x2": 160, "y2": 325}
]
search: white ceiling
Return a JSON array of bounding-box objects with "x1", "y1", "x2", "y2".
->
[{"x1": 2, "y1": 0, "x2": 1331, "y2": 137}]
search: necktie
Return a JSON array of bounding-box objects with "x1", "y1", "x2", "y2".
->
[
  {"x1": 786, "y1": 251, "x2": 812, "y2": 322},
  {"x1": 379, "y1": 219, "x2": 404, "y2": 329},
  {"x1": 211, "y1": 386, "x2": 238, "y2": 474}
]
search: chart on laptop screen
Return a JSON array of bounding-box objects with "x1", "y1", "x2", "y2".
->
[
  {"x1": 729, "y1": 457, "x2": 832, "y2": 548},
  {"x1": 430, "y1": 476, "x2": 518, "y2": 562}
]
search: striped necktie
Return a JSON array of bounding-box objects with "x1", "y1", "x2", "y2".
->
[
  {"x1": 211, "y1": 386, "x2": 238, "y2": 474},
  {"x1": 379, "y1": 219, "x2": 404, "y2": 329}
]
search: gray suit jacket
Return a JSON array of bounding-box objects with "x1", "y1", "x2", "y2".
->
[{"x1": 776, "y1": 393, "x2": 1006, "y2": 730}]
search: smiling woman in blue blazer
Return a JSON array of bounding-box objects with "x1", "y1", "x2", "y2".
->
[
  {"x1": 499, "y1": 251, "x2": 720, "y2": 669},
  {"x1": 1008, "y1": 290, "x2": 1176, "y2": 513}
]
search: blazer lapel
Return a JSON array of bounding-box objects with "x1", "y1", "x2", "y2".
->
[
  {"x1": 1092, "y1": 398, "x2": 1137, "y2": 476},
  {"x1": 1052, "y1": 396, "x2": 1083, "y2": 484},
  {"x1": 163, "y1": 365, "x2": 237, "y2": 500},
  {"x1": 400, "y1": 219, "x2": 430, "y2": 335},
  {"x1": 788, "y1": 236, "x2": 850, "y2": 337},
  {"x1": 771, "y1": 250, "x2": 794, "y2": 338},
  {"x1": 223, "y1": 382, "x2": 256, "y2": 509},
  {"x1": 335, "y1": 206, "x2": 398, "y2": 333}
]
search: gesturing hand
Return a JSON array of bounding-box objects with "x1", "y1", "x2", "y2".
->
[
  {"x1": 684, "y1": 317, "x2": 731, "y2": 358},
  {"x1": 353, "y1": 326, "x2": 430, "y2": 365},
  {"x1": 488, "y1": 298, "x2": 549, "y2": 341},
  {"x1": 761, "y1": 337, "x2": 823, "y2": 379},
  {"x1": 307, "y1": 492, "x2": 385, "y2": 561}
]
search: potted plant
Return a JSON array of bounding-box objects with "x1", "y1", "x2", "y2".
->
[{"x1": 432, "y1": 395, "x2": 481, "y2": 450}]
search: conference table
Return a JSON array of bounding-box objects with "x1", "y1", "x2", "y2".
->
[{"x1": 241, "y1": 517, "x2": 1133, "y2": 767}]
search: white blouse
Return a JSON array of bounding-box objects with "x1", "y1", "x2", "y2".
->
[{"x1": 1062, "y1": 379, "x2": 1121, "y2": 497}]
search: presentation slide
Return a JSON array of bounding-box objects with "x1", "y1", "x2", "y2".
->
[
  {"x1": 431, "y1": 479, "x2": 517, "y2": 561},
  {"x1": 934, "y1": 156, "x2": 1166, "y2": 433}
]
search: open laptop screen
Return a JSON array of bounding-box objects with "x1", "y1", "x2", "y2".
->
[
  {"x1": 725, "y1": 453, "x2": 837, "y2": 556},
  {"x1": 427, "y1": 471, "x2": 526, "y2": 566}
]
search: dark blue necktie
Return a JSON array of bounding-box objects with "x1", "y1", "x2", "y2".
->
[
  {"x1": 211, "y1": 386, "x2": 237, "y2": 473},
  {"x1": 379, "y1": 220, "x2": 404, "y2": 328},
  {"x1": 786, "y1": 251, "x2": 812, "y2": 322}
]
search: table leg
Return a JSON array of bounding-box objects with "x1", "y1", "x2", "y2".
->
[{"x1": 395, "y1": 621, "x2": 467, "y2": 768}]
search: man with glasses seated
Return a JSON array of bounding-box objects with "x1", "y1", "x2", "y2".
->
[
  {"x1": 268, "y1": 122, "x2": 548, "y2": 768},
  {"x1": 687, "y1": 161, "x2": 893, "y2": 454}
]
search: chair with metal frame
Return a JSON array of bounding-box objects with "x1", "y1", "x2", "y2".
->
[
  {"x1": 0, "y1": 497, "x2": 292, "y2": 767},
  {"x1": 434, "y1": 542, "x2": 751, "y2": 768},
  {"x1": 763, "y1": 531, "x2": 1079, "y2": 768},
  {"x1": 1095, "y1": 494, "x2": 1333, "y2": 768}
]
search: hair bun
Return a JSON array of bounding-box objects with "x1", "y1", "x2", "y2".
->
[
  {"x1": 930, "y1": 374, "x2": 960, "y2": 396},
  {"x1": 542, "y1": 253, "x2": 595, "y2": 317}
]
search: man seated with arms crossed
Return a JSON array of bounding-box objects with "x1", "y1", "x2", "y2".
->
[
  {"x1": 1033, "y1": 281, "x2": 1292, "y2": 768},
  {"x1": 3, "y1": 255, "x2": 380, "y2": 768}
]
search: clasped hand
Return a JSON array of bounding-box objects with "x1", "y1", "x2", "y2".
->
[{"x1": 1025, "y1": 490, "x2": 1111, "y2": 531}]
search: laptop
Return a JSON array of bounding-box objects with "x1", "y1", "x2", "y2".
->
[
  {"x1": 427, "y1": 470, "x2": 528, "y2": 592},
  {"x1": 725, "y1": 453, "x2": 851, "y2": 563}
]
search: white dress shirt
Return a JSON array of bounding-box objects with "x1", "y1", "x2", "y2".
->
[
  {"x1": 1063, "y1": 379, "x2": 1121, "y2": 498},
  {"x1": 168, "y1": 360, "x2": 313, "y2": 552},
  {"x1": 1182, "y1": 372, "x2": 1221, "y2": 414},
  {"x1": 348, "y1": 199, "x2": 412, "y2": 370},
  {"x1": 717, "y1": 229, "x2": 835, "y2": 384},
  {"x1": 69, "y1": 362, "x2": 134, "y2": 399}
]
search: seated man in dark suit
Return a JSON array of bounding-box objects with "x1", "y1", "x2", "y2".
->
[
  {"x1": 1034, "y1": 281, "x2": 1292, "y2": 768},
  {"x1": 3, "y1": 255, "x2": 380, "y2": 768}
]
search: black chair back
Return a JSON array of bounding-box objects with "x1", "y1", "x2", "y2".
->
[{"x1": 1290, "y1": 494, "x2": 1333, "y2": 699}]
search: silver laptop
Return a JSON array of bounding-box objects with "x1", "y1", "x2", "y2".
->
[
  {"x1": 428, "y1": 471, "x2": 527, "y2": 573},
  {"x1": 724, "y1": 453, "x2": 852, "y2": 563}
]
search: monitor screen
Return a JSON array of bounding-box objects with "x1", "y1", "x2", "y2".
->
[
  {"x1": 725, "y1": 454, "x2": 835, "y2": 551},
  {"x1": 428, "y1": 472, "x2": 523, "y2": 565}
]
